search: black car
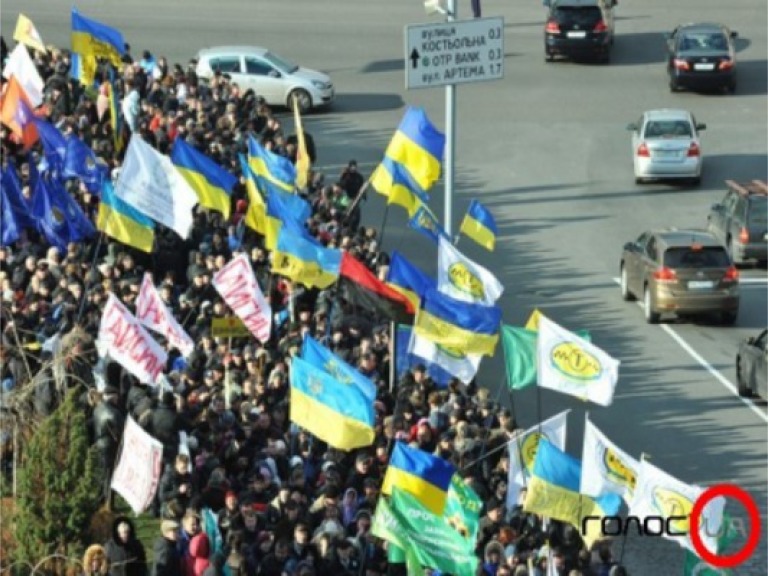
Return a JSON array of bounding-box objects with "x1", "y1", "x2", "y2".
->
[
  {"x1": 666, "y1": 23, "x2": 738, "y2": 93},
  {"x1": 707, "y1": 180, "x2": 768, "y2": 266},
  {"x1": 737, "y1": 329, "x2": 767, "y2": 399},
  {"x1": 544, "y1": 0, "x2": 616, "y2": 63}
]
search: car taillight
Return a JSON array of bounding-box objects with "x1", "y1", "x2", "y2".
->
[
  {"x1": 637, "y1": 143, "x2": 650, "y2": 157},
  {"x1": 687, "y1": 142, "x2": 700, "y2": 157},
  {"x1": 718, "y1": 59, "x2": 734, "y2": 71},
  {"x1": 674, "y1": 59, "x2": 690, "y2": 71},
  {"x1": 653, "y1": 267, "x2": 677, "y2": 282},
  {"x1": 545, "y1": 20, "x2": 560, "y2": 33},
  {"x1": 723, "y1": 266, "x2": 739, "y2": 282},
  {"x1": 593, "y1": 20, "x2": 608, "y2": 32},
  {"x1": 739, "y1": 227, "x2": 749, "y2": 243}
]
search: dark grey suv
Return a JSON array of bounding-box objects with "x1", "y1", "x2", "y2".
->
[
  {"x1": 544, "y1": 0, "x2": 616, "y2": 63},
  {"x1": 707, "y1": 180, "x2": 767, "y2": 266}
]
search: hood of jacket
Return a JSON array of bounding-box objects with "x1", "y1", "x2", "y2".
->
[{"x1": 110, "y1": 516, "x2": 137, "y2": 544}]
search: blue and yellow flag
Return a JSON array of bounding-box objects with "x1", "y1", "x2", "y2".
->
[
  {"x1": 248, "y1": 135, "x2": 297, "y2": 194},
  {"x1": 302, "y1": 335, "x2": 377, "y2": 401},
  {"x1": 97, "y1": 180, "x2": 155, "y2": 253},
  {"x1": 459, "y1": 200, "x2": 497, "y2": 251},
  {"x1": 382, "y1": 441, "x2": 456, "y2": 516},
  {"x1": 413, "y1": 288, "x2": 501, "y2": 357},
  {"x1": 272, "y1": 228, "x2": 341, "y2": 288},
  {"x1": 172, "y1": 138, "x2": 236, "y2": 219},
  {"x1": 408, "y1": 204, "x2": 447, "y2": 244},
  {"x1": 384, "y1": 107, "x2": 445, "y2": 191},
  {"x1": 524, "y1": 438, "x2": 621, "y2": 548},
  {"x1": 239, "y1": 153, "x2": 268, "y2": 235},
  {"x1": 264, "y1": 183, "x2": 313, "y2": 247},
  {"x1": 385, "y1": 251, "x2": 436, "y2": 312},
  {"x1": 107, "y1": 70, "x2": 124, "y2": 153},
  {"x1": 289, "y1": 355, "x2": 375, "y2": 451},
  {"x1": 71, "y1": 9, "x2": 124, "y2": 67},
  {"x1": 370, "y1": 156, "x2": 429, "y2": 217}
]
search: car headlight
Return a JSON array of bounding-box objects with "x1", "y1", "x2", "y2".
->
[{"x1": 311, "y1": 80, "x2": 329, "y2": 90}]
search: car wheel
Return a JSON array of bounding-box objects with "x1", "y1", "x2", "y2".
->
[
  {"x1": 725, "y1": 82, "x2": 736, "y2": 94},
  {"x1": 620, "y1": 265, "x2": 634, "y2": 301},
  {"x1": 690, "y1": 176, "x2": 701, "y2": 186},
  {"x1": 289, "y1": 89, "x2": 312, "y2": 113},
  {"x1": 721, "y1": 309, "x2": 738, "y2": 326},
  {"x1": 669, "y1": 79, "x2": 680, "y2": 93},
  {"x1": 643, "y1": 286, "x2": 659, "y2": 324},
  {"x1": 635, "y1": 176, "x2": 645, "y2": 185},
  {"x1": 545, "y1": 51, "x2": 554, "y2": 62},
  {"x1": 601, "y1": 51, "x2": 611, "y2": 64}
]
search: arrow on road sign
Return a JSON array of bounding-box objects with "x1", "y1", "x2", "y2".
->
[{"x1": 410, "y1": 48, "x2": 420, "y2": 69}]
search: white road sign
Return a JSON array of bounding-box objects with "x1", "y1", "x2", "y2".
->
[{"x1": 405, "y1": 17, "x2": 504, "y2": 89}]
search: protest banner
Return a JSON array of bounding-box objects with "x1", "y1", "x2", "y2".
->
[
  {"x1": 135, "y1": 273, "x2": 194, "y2": 356},
  {"x1": 213, "y1": 254, "x2": 271, "y2": 343},
  {"x1": 110, "y1": 416, "x2": 164, "y2": 514}
]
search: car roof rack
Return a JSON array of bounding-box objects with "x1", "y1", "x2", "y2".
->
[{"x1": 725, "y1": 180, "x2": 768, "y2": 197}]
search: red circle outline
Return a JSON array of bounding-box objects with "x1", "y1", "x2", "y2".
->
[{"x1": 689, "y1": 483, "x2": 761, "y2": 569}]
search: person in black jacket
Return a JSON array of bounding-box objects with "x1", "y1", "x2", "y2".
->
[
  {"x1": 148, "y1": 391, "x2": 181, "y2": 465},
  {"x1": 158, "y1": 454, "x2": 194, "y2": 516},
  {"x1": 92, "y1": 386, "x2": 125, "y2": 503},
  {"x1": 152, "y1": 520, "x2": 183, "y2": 576},
  {"x1": 104, "y1": 517, "x2": 148, "y2": 576}
]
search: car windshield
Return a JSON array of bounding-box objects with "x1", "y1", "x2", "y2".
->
[
  {"x1": 748, "y1": 199, "x2": 767, "y2": 227},
  {"x1": 644, "y1": 120, "x2": 692, "y2": 139},
  {"x1": 264, "y1": 51, "x2": 299, "y2": 74},
  {"x1": 679, "y1": 32, "x2": 728, "y2": 52},
  {"x1": 552, "y1": 6, "x2": 602, "y2": 25},
  {"x1": 663, "y1": 247, "x2": 730, "y2": 268}
]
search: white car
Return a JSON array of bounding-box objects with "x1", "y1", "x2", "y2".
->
[
  {"x1": 195, "y1": 46, "x2": 334, "y2": 112},
  {"x1": 626, "y1": 109, "x2": 706, "y2": 185}
]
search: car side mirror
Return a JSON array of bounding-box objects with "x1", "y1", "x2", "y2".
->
[
  {"x1": 711, "y1": 203, "x2": 723, "y2": 211},
  {"x1": 623, "y1": 242, "x2": 637, "y2": 251},
  {"x1": 696, "y1": 123, "x2": 707, "y2": 131},
  {"x1": 626, "y1": 123, "x2": 638, "y2": 132},
  {"x1": 268, "y1": 70, "x2": 281, "y2": 78},
  {"x1": 747, "y1": 336, "x2": 755, "y2": 345},
  {"x1": 730, "y1": 31, "x2": 738, "y2": 39}
]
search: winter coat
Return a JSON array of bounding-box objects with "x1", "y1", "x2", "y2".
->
[
  {"x1": 185, "y1": 533, "x2": 211, "y2": 576},
  {"x1": 151, "y1": 536, "x2": 183, "y2": 576},
  {"x1": 104, "y1": 517, "x2": 148, "y2": 576}
]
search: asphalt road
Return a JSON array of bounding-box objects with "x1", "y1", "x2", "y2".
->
[{"x1": 3, "y1": 0, "x2": 767, "y2": 573}]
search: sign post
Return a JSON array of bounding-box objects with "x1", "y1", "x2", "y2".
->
[{"x1": 405, "y1": 14, "x2": 504, "y2": 235}]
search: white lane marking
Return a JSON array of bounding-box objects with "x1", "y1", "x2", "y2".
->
[
  {"x1": 611, "y1": 277, "x2": 768, "y2": 424},
  {"x1": 739, "y1": 277, "x2": 768, "y2": 285}
]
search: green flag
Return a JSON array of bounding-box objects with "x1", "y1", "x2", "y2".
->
[
  {"x1": 372, "y1": 488, "x2": 478, "y2": 576},
  {"x1": 682, "y1": 513, "x2": 738, "y2": 576},
  {"x1": 502, "y1": 325, "x2": 590, "y2": 390},
  {"x1": 444, "y1": 475, "x2": 483, "y2": 545},
  {"x1": 387, "y1": 543, "x2": 407, "y2": 564}
]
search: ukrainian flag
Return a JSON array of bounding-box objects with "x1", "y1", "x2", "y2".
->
[
  {"x1": 382, "y1": 441, "x2": 455, "y2": 516},
  {"x1": 524, "y1": 438, "x2": 621, "y2": 549},
  {"x1": 290, "y1": 356, "x2": 375, "y2": 450},
  {"x1": 240, "y1": 154, "x2": 268, "y2": 235},
  {"x1": 370, "y1": 157, "x2": 429, "y2": 217},
  {"x1": 107, "y1": 70, "x2": 124, "y2": 153},
  {"x1": 385, "y1": 251, "x2": 436, "y2": 312},
  {"x1": 408, "y1": 204, "x2": 447, "y2": 245},
  {"x1": 384, "y1": 107, "x2": 445, "y2": 191},
  {"x1": 171, "y1": 138, "x2": 236, "y2": 219},
  {"x1": 413, "y1": 288, "x2": 501, "y2": 357},
  {"x1": 302, "y1": 335, "x2": 377, "y2": 402},
  {"x1": 71, "y1": 9, "x2": 124, "y2": 67},
  {"x1": 459, "y1": 200, "x2": 497, "y2": 251},
  {"x1": 248, "y1": 135, "x2": 296, "y2": 194},
  {"x1": 265, "y1": 183, "x2": 313, "y2": 246},
  {"x1": 97, "y1": 180, "x2": 155, "y2": 253},
  {"x1": 272, "y1": 228, "x2": 341, "y2": 289}
]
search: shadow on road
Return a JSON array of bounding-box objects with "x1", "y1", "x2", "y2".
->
[{"x1": 611, "y1": 31, "x2": 668, "y2": 65}]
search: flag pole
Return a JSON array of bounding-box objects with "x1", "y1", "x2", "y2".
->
[
  {"x1": 378, "y1": 203, "x2": 391, "y2": 249},
  {"x1": 76, "y1": 231, "x2": 106, "y2": 324},
  {"x1": 343, "y1": 177, "x2": 371, "y2": 223},
  {"x1": 389, "y1": 321, "x2": 396, "y2": 395}
]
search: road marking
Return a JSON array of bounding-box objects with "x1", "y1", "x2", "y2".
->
[
  {"x1": 739, "y1": 277, "x2": 768, "y2": 285},
  {"x1": 612, "y1": 277, "x2": 768, "y2": 424}
]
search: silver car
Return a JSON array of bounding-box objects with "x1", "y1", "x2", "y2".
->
[
  {"x1": 196, "y1": 46, "x2": 334, "y2": 112},
  {"x1": 627, "y1": 109, "x2": 706, "y2": 185}
]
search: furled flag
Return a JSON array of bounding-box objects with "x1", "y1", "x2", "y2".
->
[
  {"x1": 114, "y1": 137, "x2": 199, "y2": 239},
  {"x1": 289, "y1": 356, "x2": 375, "y2": 451},
  {"x1": 629, "y1": 459, "x2": 725, "y2": 557},
  {"x1": 537, "y1": 314, "x2": 619, "y2": 406},
  {"x1": 437, "y1": 236, "x2": 503, "y2": 305},
  {"x1": 580, "y1": 417, "x2": 639, "y2": 505},
  {"x1": 523, "y1": 439, "x2": 622, "y2": 550},
  {"x1": 459, "y1": 199, "x2": 497, "y2": 251},
  {"x1": 382, "y1": 441, "x2": 456, "y2": 516},
  {"x1": 13, "y1": 13, "x2": 47, "y2": 54},
  {"x1": 2, "y1": 43, "x2": 44, "y2": 107},
  {"x1": 292, "y1": 94, "x2": 311, "y2": 189},
  {"x1": 506, "y1": 410, "x2": 569, "y2": 511},
  {"x1": 135, "y1": 273, "x2": 195, "y2": 357}
]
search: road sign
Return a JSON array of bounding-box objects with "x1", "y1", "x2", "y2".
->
[
  {"x1": 211, "y1": 316, "x2": 250, "y2": 338},
  {"x1": 405, "y1": 17, "x2": 504, "y2": 89}
]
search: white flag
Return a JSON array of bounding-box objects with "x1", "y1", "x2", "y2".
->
[
  {"x1": 114, "y1": 137, "x2": 198, "y2": 239},
  {"x1": 437, "y1": 236, "x2": 503, "y2": 305},
  {"x1": 506, "y1": 410, "x2": 569, "y2": 511},
  {"x1": 135, "y1": 273, "x2": 195, "y2": 357},
  {"x1": 408, "y1": 329, "x2": 482, "y2": 384},
  {"x1": 629, "y1": 459, "x2": 725, "y2": 556},
  {"x1": 213, "y1": 254, "x2": 272, "y2": 343},
  {"x1": 537, "y1": 315, "x2": 619, "y2": 406},
  {"x1": 98, "y1": 293, "x2": 167, "y2": 385},
  {"x1": 2, "y1": 44, "x2": 44, "y2": 106},
  {"x1": 580, "y1": 418, "x2": 640, "y2": 505},
  {"x1": 110, "y1": 416, "x2": 164, "y2": 514}
]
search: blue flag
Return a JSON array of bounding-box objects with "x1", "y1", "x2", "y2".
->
[
  {"x1": 30, "y1": 166, "x2": 96, "y2": 252},
  {"x1": 302, "y1": 334, "x2": 377, "y2": 401},
  {"x1": 64, "y1": 133, "x2": 109, "y2": 193},
  {"x1": 408, "y1": 205, "x2": 448, "y2": 244},
  {"x1": 1, "y1": 185, "x2": 20, "y2": 246},
  {"x1": 395, "y1": 325, "x2": 454, "y2": 387},
  {"x1": 33, "y1": 119, "x2": 68, "y2": 179},
  {"x1": 1, "y1": 165, "x2": 35, "y2": 230}
]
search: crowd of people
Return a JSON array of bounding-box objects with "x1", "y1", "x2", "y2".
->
[{"x1": 0, "y1": 38, "x2": 629, "y2": 576}]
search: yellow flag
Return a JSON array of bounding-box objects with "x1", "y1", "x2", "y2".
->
[
  {"x1": 525, "y1": 308, "x2": 542, "y2": 331},
  {"x1": 14, "y1": 14, "x2": 47, "y2": 54},
  {"x1": 292, "y1": 95, "x2": 311, "y2": 190}
]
